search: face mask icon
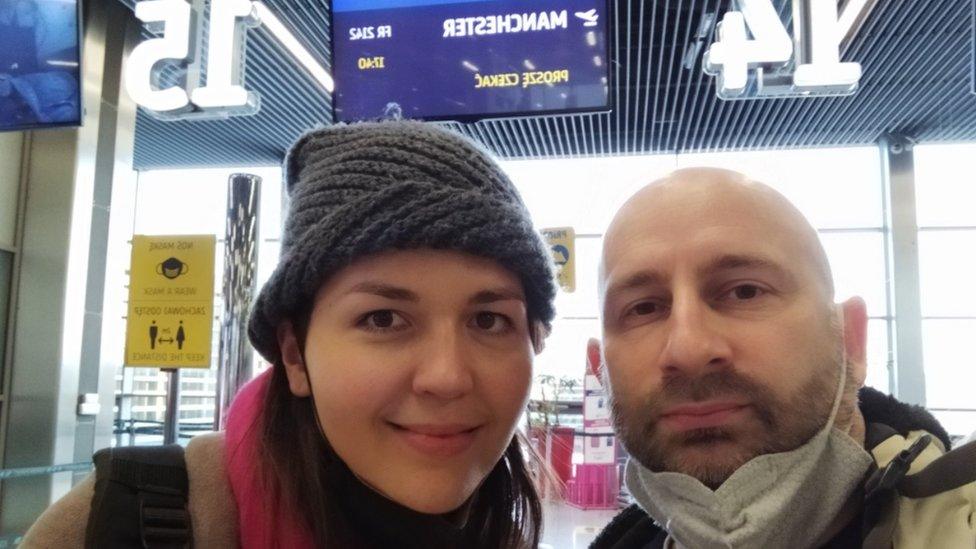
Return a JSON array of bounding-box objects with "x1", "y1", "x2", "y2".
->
[{"x1": 157, "y1": 257, "x2": 189, "y2": 280}]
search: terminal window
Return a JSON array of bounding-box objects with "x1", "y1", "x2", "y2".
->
[{"x1": 915, "y1": 144, "x2": 976, "y2": 438}]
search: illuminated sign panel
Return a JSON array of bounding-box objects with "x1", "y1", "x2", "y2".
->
[
  {"x1": 125, "y1": 0, "x2": 332, "y2": 120},
  {"x1": 125, "y1": 0, "x2": 258, "y2": 118},
  {"x1": 332, "y1": 0, "x2": 610, "y2": 122},
  {"x1": 125, "y1": 235, "x2": 216, "y2": 368},
  {"x1": 703, "y1": 0, "x2": 878, "y2": 100}
]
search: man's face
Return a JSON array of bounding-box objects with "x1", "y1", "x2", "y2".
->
[{"x1": 600, "y1": 179, "x2": 849, "y2": 488}]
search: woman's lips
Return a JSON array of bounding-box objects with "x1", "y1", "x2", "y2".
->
[
  {"x1": 389, "y1": 423, "x2": 481, "y2": 457},
  {"x1": 659, "y1": 402, "x2": 749, "y2": 432}
]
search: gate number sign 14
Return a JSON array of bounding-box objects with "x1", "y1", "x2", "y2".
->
[{"x1": 703, "y1": 0, "x2": 878, "y2": 100}]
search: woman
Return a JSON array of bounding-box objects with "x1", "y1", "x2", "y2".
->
[{"x1": 23, "y1": 121, "x2": 557, "y2": 548}]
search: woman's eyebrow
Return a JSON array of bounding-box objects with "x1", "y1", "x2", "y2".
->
[
  {"x1": 343, "y1": 282, "x2": 419, "y2": 301},
  {"x1": 468, "y1": 288, "x2": 525, "y2": 305}
]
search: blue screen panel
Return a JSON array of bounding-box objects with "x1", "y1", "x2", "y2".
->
[
  {"x1": 332, "y1": 0, "x2": 610, "y2": 122},
  {"x1": 333, "y1": 0, "x2": 491, "y2": 13},
  {"x1": 0, "y1": 0, "x2": 82, "y2": 132}
]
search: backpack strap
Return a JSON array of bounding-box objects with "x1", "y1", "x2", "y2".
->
[
  {"x1": 862, "y1": 434, "x2": 976, "y2": 548},
  {"x1": 864, "y1": 434, "x2": 933, "y2": 501},
  {"x1": 897, "y1": 439, "x2": 976, "y2": 498},
  {"x1": 84, "y1": 445, "x2": 192, "y2": 549},
  {"x1": 861, "y1": 434, "x2": 932, "y2": 549}
]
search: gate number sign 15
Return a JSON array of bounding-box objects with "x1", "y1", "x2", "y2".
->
[{"x1": 125, "y1": 0, "x2": 257, "y2": 114}]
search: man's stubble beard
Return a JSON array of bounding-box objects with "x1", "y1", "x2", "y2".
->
[{"x1": 608, "y1": 332, "x2": 858, "y2": 490}]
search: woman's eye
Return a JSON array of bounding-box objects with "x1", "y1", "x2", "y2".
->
[
  {"x1": 471, "y1": 312, "x2": 512, "y2": 333},
  {"x1": 358, "y1": 310, "x2": 407, "y2": 332}
]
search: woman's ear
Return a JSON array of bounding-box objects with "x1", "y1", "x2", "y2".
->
[
  {"x1": 277, "y1": 320, "x2": 311, "y2": 397},
  {"x1": 531, "y1": 321, "x2": 548, "y2": 354}
]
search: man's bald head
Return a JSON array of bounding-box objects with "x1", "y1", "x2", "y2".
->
[{"x1": 600, "y1": 167, "x2": 834, "y2": 305}]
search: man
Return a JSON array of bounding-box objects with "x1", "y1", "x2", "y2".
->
[{"x1": 589, "y1": 168, "x2": 976, "y2": 549}]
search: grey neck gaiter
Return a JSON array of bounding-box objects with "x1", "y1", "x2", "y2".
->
[{"x1": 625, "y1": 345, "x2": 873, "y2": 549}]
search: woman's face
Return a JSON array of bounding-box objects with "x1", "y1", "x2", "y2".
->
[{"x1": 279, "y1": 249, "x2": 536, "y2": 514}]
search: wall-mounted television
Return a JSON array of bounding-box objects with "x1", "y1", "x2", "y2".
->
[
  {"x1": 0, "y1": 0, "x2": 83, "y2": 132},
  {"x1": 332, "y1": 0, "x2": 610, "y2": 123}
]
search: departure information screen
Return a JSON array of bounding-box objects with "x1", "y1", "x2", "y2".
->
[{"x1": 332, "y1": 0, "x2": 610, "y2": 122}]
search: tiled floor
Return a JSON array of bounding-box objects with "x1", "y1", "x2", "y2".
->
[{"x1": 540, "y1": 500, "x2": 620, "y2": 549}]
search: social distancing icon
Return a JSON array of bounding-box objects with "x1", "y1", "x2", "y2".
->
[
  {"x1": 148, "y1": 319, "x2": 188, "y2": 350},
  {"x1": 125, "y1": 235, "x2": 216, "y2": 368}
]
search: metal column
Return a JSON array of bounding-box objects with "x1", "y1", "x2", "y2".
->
[
  {"x1": 215, "y1": 174, "x2": 261, "y2": 430},
  {"x1": 880, "y1": 134, "x2": 926, "y2": 406},
  {"x1": 162, "y1": 369, "x2": 181, "y2": 445}
]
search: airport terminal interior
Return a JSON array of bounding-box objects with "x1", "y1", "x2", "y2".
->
[{"x1": 0, "y1": 0, "x2": 975, "y2": 546}]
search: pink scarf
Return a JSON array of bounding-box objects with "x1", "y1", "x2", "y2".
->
[{"x1": 224, "y1": 369, "x2": 316, "y2": 549}]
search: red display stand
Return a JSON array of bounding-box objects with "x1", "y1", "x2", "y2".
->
[{"x1": 548, "y1": 425, "x2": 575, "y2": 485}]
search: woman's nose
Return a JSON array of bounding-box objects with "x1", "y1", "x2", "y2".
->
[{"x1": 411, "y1": 327, "x2": 475, "y2": 400}]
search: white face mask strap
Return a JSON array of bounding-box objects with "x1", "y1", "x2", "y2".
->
[{"x1": 827, "y1": 306, "x2": 847, "y2": 424}]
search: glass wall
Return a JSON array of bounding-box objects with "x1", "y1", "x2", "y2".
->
[
  {"x1": 914, "y1": 144, "x2": 976, "y2": 438},
  {"x1": 118, "y1": 143, "x2": 976, "y2": 441},
  {"x1": 113, "y1": 167, "x2": 282, "y2": 444}
]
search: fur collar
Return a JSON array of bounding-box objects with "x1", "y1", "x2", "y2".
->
[{"x1": 858, "y1": 386, "x2": 952, "y2": 450}]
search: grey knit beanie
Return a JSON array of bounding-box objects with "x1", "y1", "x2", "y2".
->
[{"x1": 248, "y1": 120, "x2": 557, "y2": 364}]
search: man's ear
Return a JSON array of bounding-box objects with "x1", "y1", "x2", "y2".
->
[
  {"x1": 586, "y1": 338, "x2": 603, "y2": 379},
  {"x1": 840, "y1": 296, "x2": 868, "y2": 388},
  {"x1": 277, "y1": 321, "x2": 311, "y2": 397}
]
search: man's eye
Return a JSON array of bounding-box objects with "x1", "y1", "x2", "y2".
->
[{"x1": 726, "y1": 284, "x2": 765, "y2": 301}]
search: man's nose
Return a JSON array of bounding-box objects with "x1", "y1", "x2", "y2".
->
[
  {"x1": 660, "y1": 294, "x2": 733, "y2": 376},
  {"x1": 411, "y1": 325, "x2": 475, "y2": 400}
]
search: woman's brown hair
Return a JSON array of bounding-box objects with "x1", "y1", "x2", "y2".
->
[{"x1": 257, "y1": 309, "x2": 545, "y2": 548}]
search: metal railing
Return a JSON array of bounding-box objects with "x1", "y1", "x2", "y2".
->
[
  {"x1": 113, "y1": 418, "x2": 215, "y2": 445},
  {"x1": 0, "y1": 461, "x2": 92, "y2": 480}
]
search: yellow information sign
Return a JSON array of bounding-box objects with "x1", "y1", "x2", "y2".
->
[
  {"x1": 125, "y1": 235, "x2": 216, "y2": 368},
  {"x1": 541, "y1": 227, "x2": 575, "y2": 293}
]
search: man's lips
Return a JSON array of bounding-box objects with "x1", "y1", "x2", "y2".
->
[
  {"x1": 660, "y1": 402, "x2": 749, "y2": 432},
  {"x1": 388, "y1": 422, "x2": 482, "y2": 457}
]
